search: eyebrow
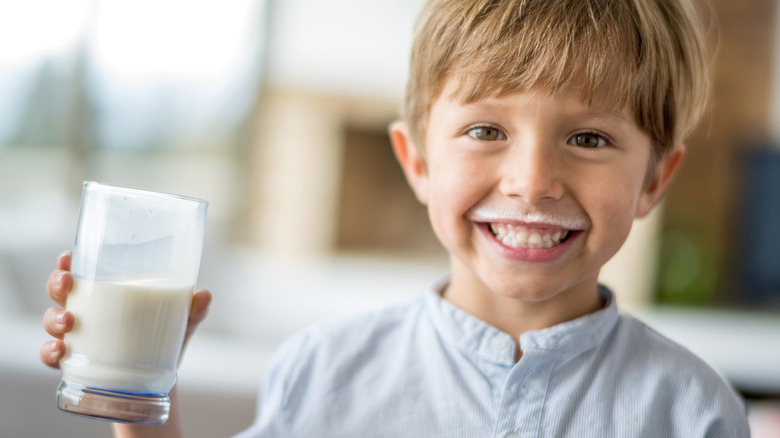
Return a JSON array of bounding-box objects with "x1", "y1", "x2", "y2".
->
[
  {"x1": 452, "y1": 99, "x2": 514, "y2": 115},
  {"x1": 442, "y1": 87, "x2": 639, "y2": 131},
  {"x1": 578, "y1": 110, "x2": 633, "y2": 125},
  {"x1": 455, "y1": 99, "x2": 632, "y2": 125}
]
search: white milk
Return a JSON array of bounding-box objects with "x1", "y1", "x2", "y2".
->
[{"x1": 61, "y1": 279, "x2": 193, "y2": 395}]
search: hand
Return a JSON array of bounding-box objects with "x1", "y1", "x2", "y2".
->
[{"x1": 40, "y1": 251, "x2": 213, "y2": 369}]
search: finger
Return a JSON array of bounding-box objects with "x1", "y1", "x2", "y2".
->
[
  {"x1": 40, "y1": 340, "x2": 66, "y2": 370},
  {"x1": 185, "y1": 290, "x2": 212, "y2": 342},
  {"x1": 47, "y1": 270, "x2": 74, "y2": 308},
  {"x1": 42, "y1": 307, "x2": 74, "y2": 339},
  {"x1": 189, "y1": 290, "x2": 212, "y2": 325},
  {"x1": 57, "y1": 251, "x2": 72, "y2": 271}
]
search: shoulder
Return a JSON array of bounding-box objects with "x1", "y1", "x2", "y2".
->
[
  {"x1": 605, "y1": 313, "x2": 750, "y2": 436},
  {"x1": 299, "y1": 294, "x2": 429, "y2": 349},
  {"x1": 611, "y1": 313, "x2": 723, "y2": 377},
  {"x1": 253, "y1": 294, "x2": 431, "y2": 429},
  {"x1": 609, "y1": 313, "x2": 733, "y2": 389},
  {"x1": 267, "y1": 294, "x2": 430, "y2": 377}
]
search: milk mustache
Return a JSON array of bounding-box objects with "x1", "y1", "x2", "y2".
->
[{"x1": 61, "y1": 278, "x2": 193, "y2": 394}]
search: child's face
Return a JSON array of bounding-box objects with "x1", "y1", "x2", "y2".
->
[{"x1": 391, "y1": 79, "x2": 683, "y2": 307}]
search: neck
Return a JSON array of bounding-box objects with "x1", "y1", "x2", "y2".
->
[{"x1": 442, "y1": 270, "x2": 604, "y2": 342}]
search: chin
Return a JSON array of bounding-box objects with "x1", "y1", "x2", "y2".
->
[{"x1": 484, "y1": 277, "x2": 565, "y2": 303}]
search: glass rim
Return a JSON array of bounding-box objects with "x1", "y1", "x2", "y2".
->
[{"x1": 83, "y1": 181, "x2": 208, "y2": 207}]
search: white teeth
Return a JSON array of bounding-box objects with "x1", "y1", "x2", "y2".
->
[{"x1": 489, "y1": 223, "x2": 570, "y2": 249}]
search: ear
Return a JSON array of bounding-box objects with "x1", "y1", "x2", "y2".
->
[
  {"x1": 635, "y1": 144, "x2": 685, "y2": 218},
  {"x1": 389, "y1": 121, "x2": 429, "y2": 205}
]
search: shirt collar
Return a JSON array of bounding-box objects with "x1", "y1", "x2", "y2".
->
[{"x1": 426, "y1": 278, "x2": 619, "y2": 366}]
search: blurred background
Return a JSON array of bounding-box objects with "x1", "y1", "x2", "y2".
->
[{"x1": 0, "y1": 0, "x2": 778, "y2": 436}]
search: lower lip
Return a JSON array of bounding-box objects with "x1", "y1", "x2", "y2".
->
[{"x1": 476, "y1": 223, "x2": 582, "y2": 262}]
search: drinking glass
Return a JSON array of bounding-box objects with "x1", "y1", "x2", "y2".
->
[{"x1": 56, "y1": 182, "x2": 208, "y2": 424}]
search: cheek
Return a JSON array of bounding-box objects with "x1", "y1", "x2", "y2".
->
[
  {"x1": 429, "y1": 158, "x2": 486, "y2": 210},
  {"x1": 601, "y1": 197, "x2": 636, "y2": 236},
  {"x1": 586, "y1": 175, "x2": 644, "y2": 253},
  {"x1": 425, "y1": 160, "x2": 487, "y2": 240}
]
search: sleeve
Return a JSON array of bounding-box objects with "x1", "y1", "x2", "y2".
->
[
  {"x1": 701, "y1": 388, "x2": 751, "y2": 438},
  {"x1": 231, "y1": 332, "x2": 312, "y2": 438},
  {"x1": 665, "y1": 352, "x2": 752, "y2": 438}
]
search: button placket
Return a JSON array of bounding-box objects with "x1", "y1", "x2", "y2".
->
[{"x1": 494, "y1": 352, "x2": 559, "y2": 438}]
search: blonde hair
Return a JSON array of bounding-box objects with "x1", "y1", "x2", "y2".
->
[{"x1": 403, "y1": 0, "x2": 713, "y2": 160}]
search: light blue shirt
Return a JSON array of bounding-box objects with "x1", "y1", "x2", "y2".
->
[{"x1": 235, "y1": 282, "x2": 750, "y2": 437}]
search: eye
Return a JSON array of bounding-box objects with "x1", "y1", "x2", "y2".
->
[
  {"x1": 569, "y1": 132, "x2": 608, "y2": 148},
  {"x1": 467, "y1": 125, "x2": 506, "y2": 141},
  {"x1": 571, "y1": 132, "x2": 606, "y2": 148}
]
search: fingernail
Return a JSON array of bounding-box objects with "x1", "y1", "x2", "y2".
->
[
  {"x1": 55, "y1": 311, "x2": 66, "y2": 324},
  {"x1": 55, "y1": 272, "x2": 65, "y2": 287}
]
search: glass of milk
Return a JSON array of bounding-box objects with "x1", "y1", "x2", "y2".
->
[{"x1": 56, "y1": 182, "x2": 208, "y2": 424}]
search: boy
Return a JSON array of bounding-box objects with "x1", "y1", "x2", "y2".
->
[{"x1": 42, "y1": 0, "x2": 751, "y2": 436}]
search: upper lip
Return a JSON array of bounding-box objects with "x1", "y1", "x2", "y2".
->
[
  {"x1": 469, "y1": 206, "x2": 589, "y2": 230},
  {"x1": 487, "y1": 222, "x2": 573, "y2": 234}
]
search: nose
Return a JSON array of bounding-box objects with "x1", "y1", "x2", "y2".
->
[{"x1": 498, "y1": 140, "x2": 565, "y2": 203}]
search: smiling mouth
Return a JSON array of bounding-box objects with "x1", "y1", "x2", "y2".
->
[{"x1": 488, "y1": 223, "x2": 573, "y2": 249}]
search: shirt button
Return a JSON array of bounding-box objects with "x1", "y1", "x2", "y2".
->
[{"x1": 490, "y1": 336, "x2": 508, "y2": 350}]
